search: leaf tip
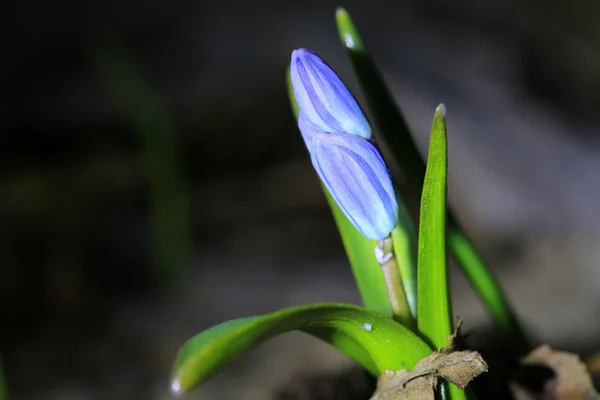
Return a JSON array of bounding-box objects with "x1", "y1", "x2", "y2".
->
[
  {"x1": 170, "y1": 377, "x2": 184, "y2": 396},
  {"x1": 335, "y1": 6, "x2": 348, "y2": 18},
  {"x1": 435, "y1": 103, "x2": 446, "y2": 118},
  {"x1": 335, "y1": 7, "x2": 364, "y2": 51}
]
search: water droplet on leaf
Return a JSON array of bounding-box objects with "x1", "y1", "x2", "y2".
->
[{"x1": 359, "y1": 323, "x2": 373, "y2": 331}]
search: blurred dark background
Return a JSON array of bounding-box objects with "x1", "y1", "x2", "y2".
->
[{"x1": 2, "y1": 0, "x2": 600, "y2": 398}]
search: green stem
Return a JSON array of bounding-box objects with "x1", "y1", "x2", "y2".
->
[{"x1": 375, "y1": 237, "x2": 416, "y2": 330}]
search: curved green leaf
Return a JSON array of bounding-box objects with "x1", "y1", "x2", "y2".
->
[
  {"x1": 171, "y1": 303, "x2": 432, "y2": 394},
  {"x1": 286, "y1": 70, "x2": 392, "y2": 317},
  {"x1": 335, "y1": 7, "x2": 527, "y2": 353}
]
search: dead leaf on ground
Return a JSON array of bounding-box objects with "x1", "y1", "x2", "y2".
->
[
  {"x1": 511, "y1": 345, "x2": 599, "y2": 400},
  {"x1": 371, "y1": 345, "x2": 487, "y2": 399},
  {"x1": 428, "y1": 347, "x2": 489, "y2": 388},
  {"x1": 371, "y1": 371, "x2": 436, "y2": 400},
  {"x1": 587, "y1": 353, "x2": 600, "y2": 377}
]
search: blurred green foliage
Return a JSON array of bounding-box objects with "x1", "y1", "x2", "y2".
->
[{"x1": 95, "y1": 39, "x2": 191, "y2": 285}]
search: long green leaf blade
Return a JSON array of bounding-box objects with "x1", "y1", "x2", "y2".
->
[
  {"x1": 417, "y1": 105, "x2": 452, "y2": 349},
  {"x1": 286, "y1": 71, "x2": 392, "y2": 317},
  {"x1": 335, "y1": 8, "x2": 527, "y2": 352},
  {"x1": 335, "y1": 8, "x2": 425, "y2": 203},
  {"x1": 171, "y1": 303, "x2": 432, "y2": 394},
  {"x1": 333, "y1": 8, "x2": 421, "y2": 320},
  {"x1": 418, "y1": 106, "x2": 465, "y2": 400}
]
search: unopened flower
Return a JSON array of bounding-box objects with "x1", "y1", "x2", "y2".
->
[
  {"x1": 297, "y1": 110, "x2": 317, "y2": 150},
  {"x1": 290, "y1": 48, "x2": 371, "y2": 140},
  {"x1": 310, "y1": 132, "x2": 398, "y2": 240}
]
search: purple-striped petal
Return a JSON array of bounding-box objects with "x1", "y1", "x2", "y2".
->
[
  {"x1": 297, "y1": 110, "x2": 319, "y2": 150},
  {"x1": 290, "y1": 48, "x2": 371, "y2": 139},
  {"x1": 310, "y1": 133, "x2": 397, "y2": 239}
]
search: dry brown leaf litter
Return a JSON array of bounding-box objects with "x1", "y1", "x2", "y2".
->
[
  {"x1": 511, "y1": 345, "x2": 599, "y2": 400},
  {"x1": 371, "y1": 346, "x2": 488, "y2": 399}
]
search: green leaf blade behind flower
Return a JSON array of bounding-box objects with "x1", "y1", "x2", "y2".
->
[
  {"x1": 335, "y1": 7, "x2": 528, "y2": 353},
  {"x1": 323, "y1": 190, "x2": 394, "y2": 316},
  {"x1": 171, "y1": 303, "x2": 433, "y2": 394},
  {"x1": 286, "y1": 70, "x2": 392, "y2": 317},
  {"x1": 335, "y1": 8, "x2": 422, "y2": 321},
  {"x1": 335, "y1": 7, "x2": 425, "y2": 203},
  {"x1": 390, "y1": 197, "x2": 419, "y2": 317}
]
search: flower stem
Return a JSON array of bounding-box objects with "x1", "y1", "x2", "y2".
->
[{"x1": 375, "y1": 237, "x2": 416, "y2": 331}]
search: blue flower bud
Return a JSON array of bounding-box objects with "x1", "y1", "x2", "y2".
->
[
  {"x1": 297, "y1": 110, "x2": 317, "y2": 150},
  {"x1": 290, "y1": 48, "x2": 371, "y2": 139},
  {"x1": 310, "y1": 132, "x2": 398, "y2": 240}
]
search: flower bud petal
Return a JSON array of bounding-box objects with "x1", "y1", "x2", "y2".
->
[
  {"x1": 297, "y1": 110, "x2": 319, "y2": 150},
  {"x1": 290, "y1": 48, "x2": 371, "y2": 139},
  {"x1": 310, "y1": 133, "x2": 397, "y2": 239}
]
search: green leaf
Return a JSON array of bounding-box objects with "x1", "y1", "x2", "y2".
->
[
  {"x1": 417, "y1": 106, "x2": 466, "y2": 400},
  {"x1": 335, "y1": 8, "x2": 527, "y2": 353},
  {"x1": 334, "y1": 8, "x2": 421, "y2": 321},
  {"x1": 171, "y1": 303, "x2": 432, "y2": 394},
  {"x1": 417, "y1": 105, "x2": 452, "y2": 350},
  {"x1": 286, "y1": 70, "x2": 392, "y2": 317},
  {"x1": 390, "y1": 197, "x2": 419, "y2": 317},
  {"x1": 335, "y1": 8, "x2": 425, "y2": 202},
  {"x1": 323, "y1": 191, "x2": 395, "y2": 317}
]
